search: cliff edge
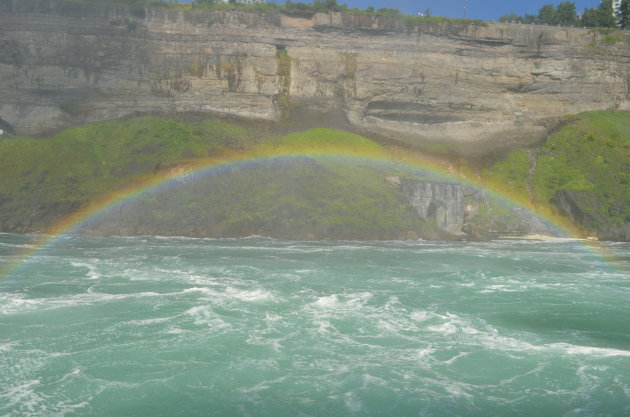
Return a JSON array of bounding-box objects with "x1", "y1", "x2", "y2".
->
[{"x1": 2, "y1": 0, "x2": 630, "y2": 155}]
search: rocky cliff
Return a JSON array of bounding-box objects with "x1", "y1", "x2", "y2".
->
[
  {"x1": 2, "y1": 1, "x2": 630, "y2": 155},
  {"x1": 395, "y1": 178, "x2": 555, "y2": 240},
  {"x1": 399, "y1": 180, "x2": 465, "y2": 235}
]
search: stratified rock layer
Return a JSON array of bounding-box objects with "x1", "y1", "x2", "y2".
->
[
  {"x1": 2, "y1": 1, "x2": 630, "y2": 155},
  {"x1": 400, "y1": 180, "x2": 465, "y2": 235}
]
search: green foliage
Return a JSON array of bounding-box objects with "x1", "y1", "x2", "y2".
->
[
  {"x1": 0, "y1": 120, "x2": 428, "y2": 238},
  {"x1": 620, "y1": 0, "x2": 630, "y2": 28},
  {"x1": 121, "y1": 155, "x2": 424, "y2": 239},
  {"x1": 587, "y1": 27, "x2": 629, "y2": 46},
  {"x1": 556, "y1": 1, "x2": 577, "y2": 26},
  {"x1": 580, "y1": 7, "x2": 601, "y2": 27},
  {"x1": 598, "y1": 0, "x2": 619, "y2": 27},
  {"x1": 538, "y1": 4, "x2": 558, "y2": 25},
  {"x1": 501, "y1": 1, "x2": 611, "y2": 28},
  {"x1": 533, "y1": 111, "x2": 630, "y2": 223},
  {"x1": 580, "y1": 0, "x2": 618, "y2": 27},
  {"x1": 536, "y1": 2, "x2": 576, "y2": 26},
  {"x1": 312, "y1": 0, "x2": 344, "y2": 13},
  {"x1": 483, "y1": 150, "x2": 530, "y2": 195},
  {"x1": 376, "y1": 7, "x2": 401, "y2": 15},
  {"x1": 269, "y1": 128, "x2": 385, "y2": 155},
  {"x1": 481, "y1": 111, "x2": 630, "y2": 230},
  {"x1": 276, "y1": 49, "x2": 291, "y2": 81},
  {"x1": 0, "y1": 117, "x2": 255, "y2": 229}
]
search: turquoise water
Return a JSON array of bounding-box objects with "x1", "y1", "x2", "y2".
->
[{"x1": 1, "y1": 234, "x2": 629, "y2": 416}]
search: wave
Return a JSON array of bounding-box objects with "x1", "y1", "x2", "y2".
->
[{"x1": 548, "y1": 343, "x2": 630, "y2": 358}]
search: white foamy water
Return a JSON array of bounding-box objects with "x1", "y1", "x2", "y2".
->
[{"x1": 1, "y1": 235, "x2": 629, "y2": 417}]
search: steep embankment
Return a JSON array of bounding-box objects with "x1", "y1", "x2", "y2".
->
[
  {"x1": 1, "y1": 1, "x2": 630, "y2": 156},
  {"x1": 0, "y1": 117, "x2": 554, "y2": 240},
  {"x1": 484, "y1": 111, "x2": 630, "y2": 240},
  {"x1": 0, "y1": 117, "x2": 257, "y2": 231}
]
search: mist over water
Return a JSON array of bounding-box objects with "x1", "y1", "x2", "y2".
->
[{"x1": 1, "y1": 234, "x2": 629, "y2": 417}]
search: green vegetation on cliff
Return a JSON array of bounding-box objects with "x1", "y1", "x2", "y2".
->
[
  {"x1": 90, "y1": 156, "x2": 424, "y2": 240},
  {"x1": 535, "y1": 111, "x2": 630, "y2": 226},
  {"x1": 0, "y1": 118, "x2": 432, "y2": 239},
  {"x1": 0, "y1": 117, "x2": 254, "y2": 231},
  {"x1": 267, "y1": 128, "x2": 385, "y2": 156},
  {"x1": 482, "y1": 150, "x2": 530, "y2": 197},
  {"x1": 484, "y1": 110, "x2": 630, "y2": 236},
  {"x1": 3, "y1": 112, "x2": 627, "y2": 239}
]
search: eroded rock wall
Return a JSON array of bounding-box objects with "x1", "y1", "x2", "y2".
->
[
  {"x1": 2, "y1": 1, "x2": 630, "y2": 155},
  {"x1": 400, "y1": 180, "x2": 465, "y2": 235},
  {"x1": 397, "y1": 179, "x2": 558, "y2": 239}
]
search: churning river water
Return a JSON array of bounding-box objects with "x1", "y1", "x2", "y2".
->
[{"x1": 1, "y1": 234, "x2": 629, "y2": 417}]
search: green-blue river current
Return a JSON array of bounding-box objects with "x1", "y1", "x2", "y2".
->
[{"x1": 1, "y1": 234, "x2": 629, "y2": 416}]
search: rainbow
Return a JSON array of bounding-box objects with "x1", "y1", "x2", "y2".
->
[{"x1": 0, "y1": 141, "x2": 620, "y2": 279}]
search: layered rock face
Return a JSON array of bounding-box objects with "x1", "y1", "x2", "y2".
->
[
  {"x1": 397, "y1": 179, "x2": 556, "y2": 239},
  {"x1": 400, "y1": 180, "x2": 465, "y2": 235},
  {"x1": 2, "y1": 1, "x2": 630, "y2": 155}
]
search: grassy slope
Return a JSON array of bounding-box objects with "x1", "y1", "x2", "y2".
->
[
  {"x1": 93, "y1": 156, "x2": 424, "y2": 240},
  {"x1": 0, "y1": 117, "x2": 255, "y2": 230},
  {"x1": 0, "y1": 119, "x2": 428, "y2": 238},
  {"x1": 483, "y1": 111, "x2": 630, "y2": 232},
  {"x1": 4, "y1": 111, "x2": 627, "y2": 238}
]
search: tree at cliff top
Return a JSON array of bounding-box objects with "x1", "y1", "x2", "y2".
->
[
  {"x1": 499, "y1": 13, "x2": 521, "y2": 23},
  {"x1": 555, "y1": 1, "x2": 577, "y2": 26},
  {"x1": 501, "y1": 3, "x2": 576, "y2": 26},
  {"x1": 580, "y1": 0, "x2": 618, "y2": 27},
  {"x1": 619, "y1": 0, "x2": 630, "y2": 28},
  {"x1": 538, "y1": 4, "x2": 558, "y2": 25},
  {"x1": 537, "y1": 2, "x2": 576, "y2": 26},
  {"x1": 500, "y1": 1, "x2": 626, "y2": 28},
  {"x1": 521, "y1": 14, "x2": 538, "y2": 24}
]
